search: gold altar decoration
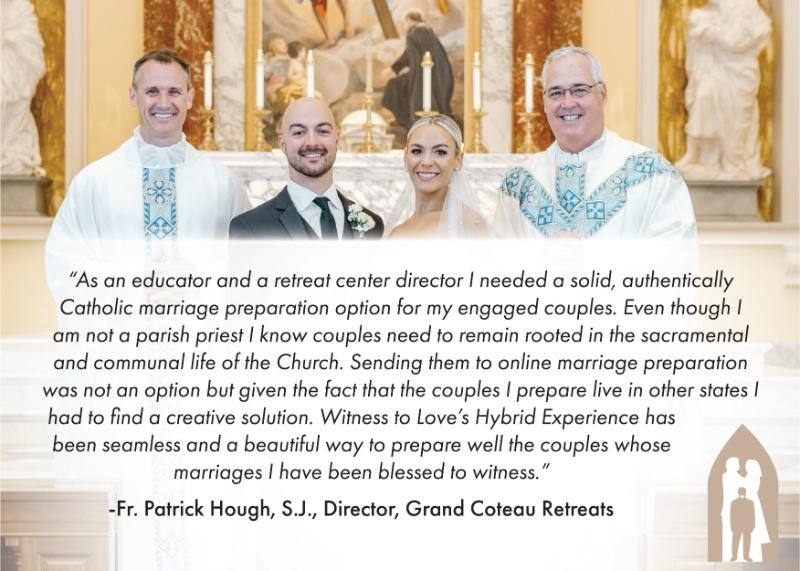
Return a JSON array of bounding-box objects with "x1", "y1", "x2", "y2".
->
[
  {"x1": 31, "y1": 0, "x2": 65, "y2": 215},
  {"x1": 199, "y1": 109, "x2": 218, "y2": 151},
  {"x1": 469, "y1": 111, "x2": 488, "y2": 153},
  {"x1": 253, "y1": 109, "x2": 272, "y2": 152},
  {"x1": 517, "y1": 112, "x2": 536, "y2": 154},
  {"x1": 659, "y1": 0, "x2": 775, "y2": 220},
  {"x1": 511, "y1": 0, "x2": 581, "y2": 153},
  {"x1": 144, "y1": 0, "x2": 214, "y2": 148},
  {"x1": 356, "y1": 94, "x2": 379, "y2": 153}
]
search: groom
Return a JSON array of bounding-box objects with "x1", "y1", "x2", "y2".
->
[{"x1": 229, "y1": 97, "x2": 383, "y2": 239}]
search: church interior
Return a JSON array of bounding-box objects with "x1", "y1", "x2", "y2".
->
[{"x1": 1, "y1": 0, "x2": 798, "y2": 569}]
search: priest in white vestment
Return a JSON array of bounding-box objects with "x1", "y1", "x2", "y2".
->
[
  {"x1": 494, "y1": 47, "x2": 696, "y2": 239},
  {"x1": 46, "y1": 49, "x2": 244, "y2": 294},
  {"x1": 45, "y1": 50, "x2": 246, "y2": 569}
]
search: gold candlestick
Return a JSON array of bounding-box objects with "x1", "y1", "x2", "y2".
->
[
  {"x1": 517, "y1": 111, "x2": 538, "y2": 153},
  {"x1": 253, "y1": 109, "x2": 272, "y2": 152},
  {"x1": 469, "y1": 111, "x2": 488, "y2": 153},
  {"x1": 356, "y1": 93, "x2": 379, "y2": 153},
  {"x1": 199, "y1": 108, "x2": 218, "y2": 151}
]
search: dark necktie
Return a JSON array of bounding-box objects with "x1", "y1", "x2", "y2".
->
[{"x1": 313, "y1": 196, "x2": 338, "y2": 240}]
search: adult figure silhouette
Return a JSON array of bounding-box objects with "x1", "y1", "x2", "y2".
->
[
  {"x1": 720, "y1": 457, "x2": 743, "y2": 559},
  {"x1": 730, "y1": 487, "x2": 755, "y2": 561},
  {"x1": 720, "y1": 458, "x2": 744, "y2": 554},
  {"x1": 744, "y1": 459, "x2": 770, "y2": 561}
]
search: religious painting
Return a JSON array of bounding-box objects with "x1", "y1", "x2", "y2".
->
[{"x1": 262, "y1": 0, "x2": 466, "y2": 148}]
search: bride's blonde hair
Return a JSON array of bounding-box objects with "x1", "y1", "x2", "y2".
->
[{"x1": 406, "y1": 114, "x2": 463, "y2": 152}]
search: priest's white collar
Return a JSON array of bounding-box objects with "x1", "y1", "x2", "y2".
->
[
  {"x1": 133, "y1": 127, "x2": 188, "y2": 167},
  {"x1": 548, "y1": 129, "x2": 608, "y2": 165},
  {"x1": 287, "y1": 181, "x2": 342, "y2": 212}
]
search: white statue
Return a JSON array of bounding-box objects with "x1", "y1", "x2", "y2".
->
[
  {"x1": 676, "y1": 0, "x2": 771, "y2": 181},
  {"x1": 1, "y1": 0, "x2": 46, "y2": 176}
]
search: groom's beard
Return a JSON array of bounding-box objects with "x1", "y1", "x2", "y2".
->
[{"x1": 287, "y1": 146, "x2": 336, "y2": 178}]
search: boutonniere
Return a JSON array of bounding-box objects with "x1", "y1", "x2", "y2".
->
[{"x1": 347, "y1": 203, "x2": 376, "y2": 238}]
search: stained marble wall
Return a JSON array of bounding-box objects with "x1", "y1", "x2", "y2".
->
[
  {"x1": 143, "y1": 0, "x2": 215, "y2": 147},
  {"x1": 481, "y1": 0, "x2": 513, "y2": 153},
  {"x1": 213, "y1": 150, "x2": 526, "y2": 220},
  {"x1": 214, "y1": 0, "x2": 245, "y2": 150},
  {"x1": 511, "y1": 0, "x2": 582, "y2": 152}
]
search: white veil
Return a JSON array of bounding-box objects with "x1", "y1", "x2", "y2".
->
[
  {"x1": 385, "y1": 170, "x2": 486, "y2": 238},
  {"x1": 385, "y1": 115, "x2": 488, "y2": 239}
]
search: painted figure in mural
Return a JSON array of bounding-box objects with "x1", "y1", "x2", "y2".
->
[
  {"x1": 676, "y1": 0, "x2": 771, "y2": 181},
  {"x1": 272, "y1": 41, "x2": 310, "y2": 125},
  {"x1": 287, "y1": 41, "x2": 308, "y2": 86},
  {"x1": 264, "y1": 0, "x2": 374, "y2": 49},
  {"x1": 229, "y1": 97, "x2": 384, "y2": 240},
  {"x1": 265, "y1": 35, "x2": 291, "y2": 107},
  {"x1": 46, "y1": 49, "x2": 244, "y2": 292},
  {"x1": 1, "y1": 0, "x2": 46, "y2": 176},
  {"x1": 387, "y1": 114, "x2": 487, "y2": 238},
  {"x1": 382, "y1": 10, "x2": 454, "y2": 136},
  {"x1": 310, "y1": 0, "x2": 354, "y2": 46},
  {"x1": 494, "y1": 46, "x2": 696, "y2": 239}
]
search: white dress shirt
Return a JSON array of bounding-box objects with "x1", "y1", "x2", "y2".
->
[{"x1": 286, "y1": 181, "x2": 345, "y2": 238}]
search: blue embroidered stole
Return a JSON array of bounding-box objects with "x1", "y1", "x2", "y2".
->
[
  {"x1": 143, "y1": 167, "x2": 177, "y2": 246},
  {"x1": 500, "y1": 152, "x2": 676, "y2": 237}
]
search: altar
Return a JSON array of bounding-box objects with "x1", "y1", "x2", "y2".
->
[{"x1": 209, "y1": 150, "x2": 525, "y2": 222}]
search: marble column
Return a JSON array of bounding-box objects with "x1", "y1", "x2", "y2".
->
[
  {"x1": 482, "y1": 0, "x2": 512, "y2": 153},
  {"x1": 213, "y1": 0, "x2": 245, "y2": 150}
]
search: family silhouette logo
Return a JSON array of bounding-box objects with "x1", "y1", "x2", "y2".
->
[{"x1": 708, "y1": 425, "x2": 778, "y2": 562}]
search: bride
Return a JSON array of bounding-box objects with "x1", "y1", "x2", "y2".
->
[{"x1": 387, "y1": 114, "x2": 488, "y2": 238}]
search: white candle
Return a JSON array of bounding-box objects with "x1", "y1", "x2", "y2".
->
[
  {"x1": 306, "y1": 49, "x2": 315, "y2": 97},
  {"x1": 422, "y1": 51, "x2": 432, "y2": 112},
  {"x1": 524, "y1": 52, "x2": 534, "y2": 114},
  {"x1": 255, "y1": 48, "x2": 264, "y2": 110},
  {"x1": 203, "y1": 51, "x2": 213, "y2": 109},
  {"x1": 472, "y1": 51, "x2": 481, "y2": 112},
  {"x1": 366, "y1": 40, "x2": 373, "y2": 94}
]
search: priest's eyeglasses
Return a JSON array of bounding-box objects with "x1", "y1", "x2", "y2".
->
[{"x1": 544, "y1": 82, "x2": 603, "y2": 101}]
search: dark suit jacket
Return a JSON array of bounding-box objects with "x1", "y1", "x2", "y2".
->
[{"x1": 229, "y1": 187, "x2": 384, "y2": 240}]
